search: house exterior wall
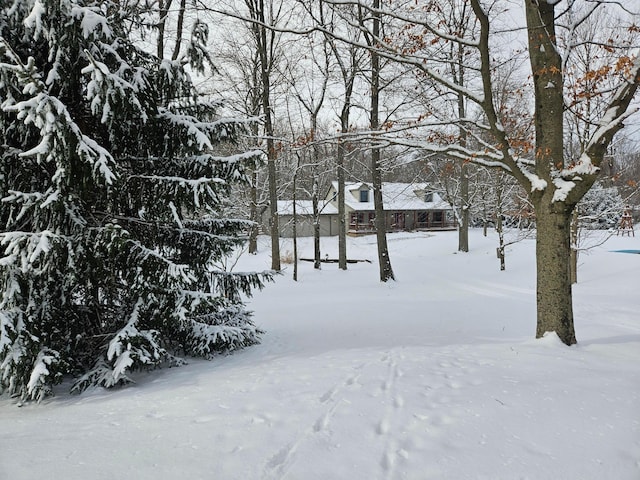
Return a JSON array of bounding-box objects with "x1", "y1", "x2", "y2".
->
[
  {"x1": 276, "y1": 214, "x2": 339, "y2": 237},
  {"x1": 347, "y1": 209, "x2": 456, "y2": 234},
  {"x1": 270, "y1": 182, "x2": 456, "y2": 237}
]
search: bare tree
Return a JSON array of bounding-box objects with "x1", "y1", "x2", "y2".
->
[
  {"x1": 242, "y1": 0, "x2": 291, "y2": 271},
  {"x1": 312, "y1": 0, "x2": 640, "y2": 344},
  {"x1": 280, "y1": 27, "x2": 332, "y2": 269},
  {"x1": 362, "y1": 0, "x2": 394, "y2": 281},
  {"x1": 321, "y1": 1, "x2": 367, "y2": 270}
]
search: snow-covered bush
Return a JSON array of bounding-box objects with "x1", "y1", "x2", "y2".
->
[
  {"x1": 577, "y1": 182, "x2": 623, "y2": 230},
  {"x1": 0, "y1": 0, "x2": 271, "y2": 401}
]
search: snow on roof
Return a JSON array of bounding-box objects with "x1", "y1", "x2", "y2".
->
[
  {"x1": 330, "y1": 181, "x2": 451, "y2": 211},
  {"x1": 277, "y1": 200, "x2": 338, "y2": 216}
]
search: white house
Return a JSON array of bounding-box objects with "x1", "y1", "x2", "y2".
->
[
  {"x1": 325, "y1": 182, "x2": 456, "y2": 234},
  {"x1": 267, "y1": 182, "x2": 455, "y2": 237}
]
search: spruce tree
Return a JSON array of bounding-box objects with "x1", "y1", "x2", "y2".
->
[{"x1": 0, "y1": 0, "x2": 270, "y2": 401}]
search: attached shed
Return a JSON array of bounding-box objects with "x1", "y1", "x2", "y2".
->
[{"x1": 268, "y1": 200, "x2": 339, "y2": 238}]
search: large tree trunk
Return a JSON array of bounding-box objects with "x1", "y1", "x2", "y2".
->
[
  {"x1": 534, "y1": 204, "x2": 576, "y2": 345},
  {"x1": 526, "y1": 0, "x2": 575, "y2": 345}
]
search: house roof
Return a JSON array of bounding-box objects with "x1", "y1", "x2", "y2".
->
[
  {"x1": 276, "y1": 200, "x2": 338, "y2": 216},
  {"x1": 329, "y1": 182, "x2": 451, "y2": 211}
]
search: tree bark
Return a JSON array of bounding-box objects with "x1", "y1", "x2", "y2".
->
[
  {"x1": 248, "y1": 170, "x2": 259, "y2": 254},
  {"x1": 292, "y1": 157, "x2": 299, "y2": 281},
  {"x1": 570, "y1": 209, "x2": 579, "y2": 284},
  {"x1": 526, "y1": 0, "x2": 576, "y2": 345},
  {"x1": 458, "y1": 161, "x2": 469, "y2": 252},
  {"x1": 456, "y1": 38, "x2": 469, "y2": 253},
  {"x1": 370, "y1": 0, "x2": 394, "y2": 282},
  {"x1": 156, "y1": 0, "x2": 173, "y2": 59},
  {"x1": 337, "y1": 136, "x2": 347, "y2": 270},
  {"x1": 250, "y1": 0, "x2": 281, "y2": 271},
  {"x1": 312, "y1": 115, "x2": 321, "y2": 270},
  {"x1": 534, "y1": 204, "x2": 576, "y2": 345},
  {"x1": 312, "y1": 175, "x2": 321, "y2": 269},
  {"x1": 170, "y1": 0, "x2": 187, "y2": 61}
]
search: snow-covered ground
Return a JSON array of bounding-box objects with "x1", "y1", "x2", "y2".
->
[{"x1": 1, "y1": 228, "x2": 639, "y2": 480}]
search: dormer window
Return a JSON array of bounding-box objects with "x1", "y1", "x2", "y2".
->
[
  {"x1": 360, "y1": 189, "x2": 369, "y2": 202},
  {"x1": 424, "y1": 192, "x2": 433, "y2": 202}
]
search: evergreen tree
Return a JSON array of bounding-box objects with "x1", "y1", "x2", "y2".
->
[
  {"x1": 0, "y1": 0, "x2": 271, "y2": 402},
  {"x1": 578, "y1": 183, "x2": 624, "y2": 230}
]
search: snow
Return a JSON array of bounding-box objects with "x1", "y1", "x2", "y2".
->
[
  {"x1": 1, "y1": 229, "x2": 639, "y2": 479},
  {"x1": 276, "y1": 200, "x2": 338, "y2": 216},
  {"x1": 23, "y1": 1, "x2": 45, "y2": 39},
  {"x1": 70, "y1": 6, "x2": 112, "y2": 40},
  {"x1": 329, "y1": 181, "x2": 451, "y2": 212},
  {"x1": 523, "y1": 171, "x2": 548, "y2": 192}
]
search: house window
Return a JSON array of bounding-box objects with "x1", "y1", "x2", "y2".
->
[
  {"x1": 424, "y1": 192, "x2": 433, "y2": 202},
  {"x1": 350, "y1": 212, "x2": 365, "y2": 225},
  {"x1": 417, "y1": 212, "x2": 428, "y2": 224},
  {"x1": 368, "y1": 212, "x2": 376, "y2": 224},
  {"x1": 433, "y1": 211, "x2": 443, "y2": 224},
  {"x1": 393, "y1": 212, "x2": 405, "y2": 229},
  {"x1": 360, "y1": 189, "x2": 369, "y2": 202}
]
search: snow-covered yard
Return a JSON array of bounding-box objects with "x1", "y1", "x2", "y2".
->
[{"x1": 1, "y1": 229, "x2": 639, "y2": 480}]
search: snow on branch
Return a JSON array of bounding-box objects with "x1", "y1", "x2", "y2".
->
[
  {"x1": 157, "y1": 108, "x2": 215, "y2": 150},
  {"x1": 553, "y1": 50, "x2": 640, "y2": 202},
  {"x1": 70, "y1": 5, "x2": 113, "y2": 40},
  {"x1": 82, "y1": 49, "x2": 146, "y2": 124},
  {"x1": 583, "y1": 51, "x2": 640, "y2": 156},
  {"x1": 26, "y1": 349, "x2": 60, "y2": 402},
  {"x1": 0, "y1": 230, "x2": 60, "y2": 273}
]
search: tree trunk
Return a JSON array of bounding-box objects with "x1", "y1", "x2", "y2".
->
[
  {"x1": 534, "y1": 205, "x2": 576, "y2": 345},
  {"x1": 311, "y1": 114, "x2": 321, "y2": 270},
  {"x1": 526, "y1": 1, "x2": 576, "y2": 345},
  {"x1": 252, "y1": 0, "x2": 280, "y2": 271},
  {"x1": 496, "y1": 207, "x2": 505, "y2": 271},
  {"x1": 292, "y1": 162, "x2": 299, "y2": 282},
  {"x1": 456, "y1": 40, "x2": 469, "y2": 253},
  {"x1": 248, "y1": 170, "x2": 258, "y2": 254},
  {"x1": 570, "y1": 208, "x2": 579, "y2": 284},
  {"x1": 156, "y1": 0, "x2": 173, "y2": 59},
  {"x1": 312, "y1": 176, "x2": 321, "y2": 269},
  {"x1": 337, "y1": 137, "x2": 347, "y2": 270},
  {"x1": 458, "y1": 160, "x2": 469, "y2": 252},
  {"x1": 370, "y1": 0, "x2": 394, "y2": 282},
  {"x1": 170, "y1": 0, "x2": 187, "y2": 61}
]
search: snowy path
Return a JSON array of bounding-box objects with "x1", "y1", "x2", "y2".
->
[{"x1": 1, "y1": 230, "x2": 639, "y2": 479}]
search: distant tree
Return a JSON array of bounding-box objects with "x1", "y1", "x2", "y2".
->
[
  {"x1": 362, "y1": 0, "x2": 394, "y2": 282},
  {"x1": 241, "y1": 0, "x2": 289, "y2": 271},
  {"x1": 0, "y1": 0, "x2": 270, "y2": 401},
  {"x1": 570, "y1": 181, "x2": 624, "y2": 283}
]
